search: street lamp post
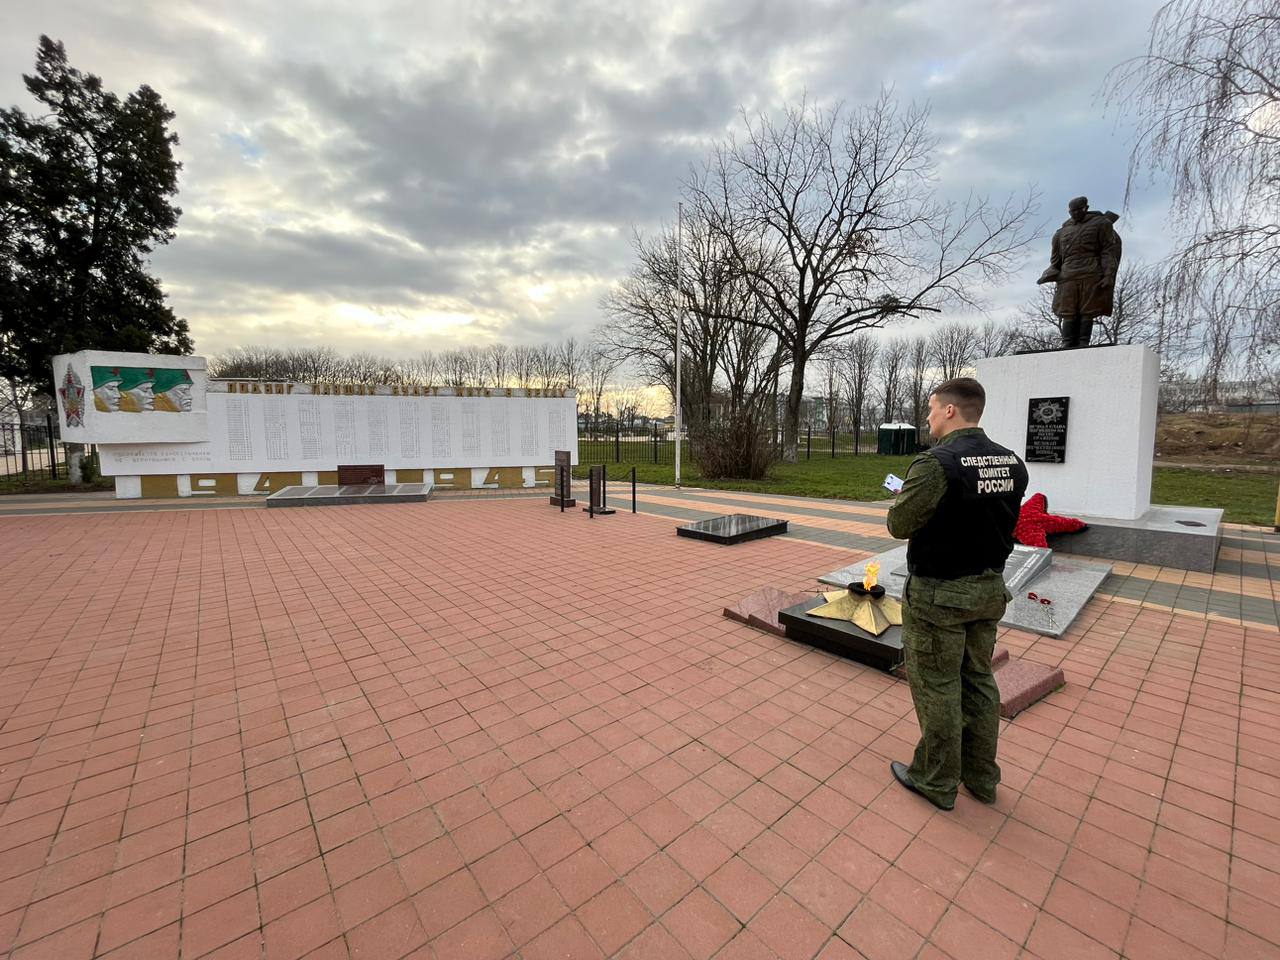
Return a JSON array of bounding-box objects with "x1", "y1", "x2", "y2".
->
[{"x1": 675, "y1": 202, "x2": 684, "y2": 489}]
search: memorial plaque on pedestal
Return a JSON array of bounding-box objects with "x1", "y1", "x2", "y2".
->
[
  {"x1": 550, "y1": 449, "x2": 575, "y2": 506},
  {"x1": 1025, "y1": 396, "x2": 1070, "y2": 464}
]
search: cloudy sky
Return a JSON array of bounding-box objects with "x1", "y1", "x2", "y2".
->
[{"x1": 1, "y1": 0, "x2": 1173, "y2": 363}]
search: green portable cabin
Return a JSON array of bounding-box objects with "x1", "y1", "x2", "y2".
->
[{"x1": 876, "y1": 422, "x2": 918, "y2": 455}]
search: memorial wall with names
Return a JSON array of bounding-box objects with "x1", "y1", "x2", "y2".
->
[{"x1": 99, "y1": 383, "x2": 579, "y2": 477}]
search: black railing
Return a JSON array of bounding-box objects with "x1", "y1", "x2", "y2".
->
[
  {"x1": 577, "y1": 424, "x2": 687, "y2": 465},
  {"x1": 0, "y1": 413, "x2": 81, "y2": 483},
  {"x1": 576, "y1": 422, "x2": 886, "y2": 465}
]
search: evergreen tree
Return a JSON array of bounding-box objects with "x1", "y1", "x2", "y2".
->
[{"x1": 1, "y1": 35, "x2": 192, "y2": 405}]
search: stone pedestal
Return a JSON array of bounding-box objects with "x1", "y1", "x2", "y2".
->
[
  {"x1": 976, "y1": 345, "x2": 1221, "y2": 571},
  {"x1": 976, "y1": 344, "x2": 1158, "y2": 521}
]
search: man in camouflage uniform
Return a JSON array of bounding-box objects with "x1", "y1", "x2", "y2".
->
[{"x1": 886, "y1": 378, "x2": 1028, "y2": 810}]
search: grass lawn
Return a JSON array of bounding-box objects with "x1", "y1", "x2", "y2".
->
[
  {"x1": 575, "y1": 454, "x2": 917, "y2": 502},
  {"x1": 1152, "y1": 467, "x2": 1279, "y2": 527},
  {"x1": 577, "y1": 455, "x2": 1279, "y2": 526}
]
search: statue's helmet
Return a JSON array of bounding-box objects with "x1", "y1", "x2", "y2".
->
[{"x1": 1068, "y1": 196, "x2": 1088, "y2": 212}]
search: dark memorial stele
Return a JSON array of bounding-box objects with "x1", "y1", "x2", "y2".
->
[
  {"x1": 1025, "y1": 396, "x2": 1070, "y2": 464},
  {"x1": 675, "y1": 514, "x2": 787, "y2": 545},
  {"x1": 584, "y1": 464, "x2": 614, "y2": 516},
  {"x1": 550, "y1": 449, "x2": 575, "y2": 507},
  {"x1": 778, "y1": 597, "x2": 903, "y2": 672}
]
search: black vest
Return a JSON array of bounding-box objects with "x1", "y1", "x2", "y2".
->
[{"x1": 907, "y1": 431, "x2": 1029, "y2": 580}]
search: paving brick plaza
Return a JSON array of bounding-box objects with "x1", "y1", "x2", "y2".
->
[{"x1": 0, "y1": 490, "x2": 1276, "y2": 959}]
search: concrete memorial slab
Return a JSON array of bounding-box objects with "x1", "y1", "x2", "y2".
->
[
  {"x1": 676, "y1": 513, "x2": 788, "y2": 544},
  {"x1": 819, "y1": 544, "x2": 1110, "y2": 638}
]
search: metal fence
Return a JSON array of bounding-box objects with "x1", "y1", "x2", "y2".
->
[
  {"x1": 576, "y1": 422, "x2": 887, "y2": 465},
  {"x1": 0, "y1": 414, "x2": 71, "y2": 482}
]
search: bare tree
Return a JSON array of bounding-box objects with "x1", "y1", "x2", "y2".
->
[
  {"x1": 906, "y1": 335, "x2": 931, "y2": 435},
  {"x1": 532, "y1": 344, "x2": 561, "y2": 389},
  {"x1": 286, "y1": 346, "x2": 343, "y2": 382},
  {"x1": 837, "y1": 334, "x2": 878, "y2": 452},
  {"x1": 558, "y1": 337, "x2": 583, "y2": 394},
  {"x1": 582, "y1": 340, "x2": 620, "y2": 431},
  {"x1": 813, "y1": 350, "x2": 840, "y2": 442},
  {"x1": 718, "y1": 317, "x2": 785, "y2": 429},
  {"x1": 928, "y1": 322, "x2": 976, "y2": 381},
  {"x1": 344, "y1": 352, "x2": 398, "y2": 384},
  {"x1": 208, "y1": 345, "x2": 281, "y2": 380},
  {"x1": 686, "y1": 92, "x2": 1036, "y2": 461},
  {"x1": 609, "y1": 382, "x2": 650, "y2": 432},
  {"x1": 1107, "y1": 0, "x2": 1280, "y2": 376},
  {"x1": 437, "y1": 349, "x2": 471, "y2": 387},
  {"x1": 414, "y1": 350, "x2": 438, "y2": 386},
  {"x1": 972, "y1": 318, "x2": 1019, "y2": 360},
  {"x1": 877, "y1": 337, "x2": 909, "y2": 424},
  {"x1": 509, "y1": 345, "x2": 536, "y2": 388},
  {"x1": 601, "y1": 211, "x2": 754, "y2": 429},
  {"x1": 483, "y1": 343, "x2": 510, "y2": 388}
]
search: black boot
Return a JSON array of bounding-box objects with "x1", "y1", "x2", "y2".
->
[
  {"x1": 1076, "y1": 316, "x2": 1094, "y2": 348},
  {"x1": 1060, "y1": 316, "x2": 1080, "y2": 349}
]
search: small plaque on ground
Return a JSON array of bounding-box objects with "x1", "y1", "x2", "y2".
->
[
  {"x1": 1003, "y1": 544, "x2": 1054, "y2": 593},
  {"x1": 676, "y1": 514, "x2": 788, "y2": 545}
]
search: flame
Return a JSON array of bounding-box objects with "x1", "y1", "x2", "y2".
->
[{"x1": 864, "y1": 562, "x2": 880, "y2": 590}]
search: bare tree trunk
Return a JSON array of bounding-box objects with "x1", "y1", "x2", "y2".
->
[
  {"x1": 67, "y1": 442, "x2": 84, "y2": 483},
  {"x1": 782, "y1": 362, "x2": 805, "y2": 462}
]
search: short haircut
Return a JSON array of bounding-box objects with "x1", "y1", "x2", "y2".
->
[{"x1": 931, "y1": 377, "x2": 985, "y2": 421}]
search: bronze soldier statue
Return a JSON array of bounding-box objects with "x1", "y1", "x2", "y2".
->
[{"x1": 1037, "y1": 196, "x2": 1122, "y2": 349}]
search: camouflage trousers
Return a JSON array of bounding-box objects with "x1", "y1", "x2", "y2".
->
[{"x1": 901, "y1": 572, "x2": 1011, "y2": 807}]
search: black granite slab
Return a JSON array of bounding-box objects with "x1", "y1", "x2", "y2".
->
[
  {"x1": 778, "y1": 596, "x2": 904, "y2": 672},
  {"x1": 265, "y1": 483, "x2": 433, "y2": 508},
  {"x1": 676, "y1": 514, "x2": 788, "y2": 544}
]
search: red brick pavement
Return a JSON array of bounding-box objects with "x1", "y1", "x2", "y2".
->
[{"x1": 0, "y1": 500, "x2": 1276, "y2": 959}]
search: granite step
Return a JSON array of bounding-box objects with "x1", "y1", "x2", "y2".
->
[
  {"x1": 994, "y1": 658, "x2": 1066, "y2": 718},
  {"x1": 724, "y1": 587, "x2": 817, "y2": 637},
  {"x1": 726, "y1": 585, "x2": 1064, "y2": 717}
]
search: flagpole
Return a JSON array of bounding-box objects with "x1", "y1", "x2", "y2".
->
[{"x1": 675, "y1": 202, "x2": 683, "y2": 489}]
